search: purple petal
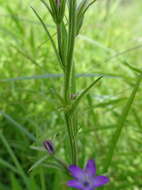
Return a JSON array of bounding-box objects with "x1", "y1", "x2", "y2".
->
[
  {"x1": 69, "y1": 165, "x2": 85, "y2": 180},
  {"x1": 94, "y1": 176, "x2": 109, "y2": 187},
  {"x1": 85, "y1": 160, "x2": 96, "y2": 176},
  {"x1": 67, "y1": 180, "x2": 83, "y2": 189}
]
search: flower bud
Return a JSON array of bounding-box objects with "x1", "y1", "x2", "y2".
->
[{"x1": 43, "y1": 140, "x2": 55, "y2": 154}]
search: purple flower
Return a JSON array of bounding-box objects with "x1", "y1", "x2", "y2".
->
[
  {"x1": 43, "y1": 140, "x2": 55, "y2": 154},
  {"x1": 67, "y1": 160, "x2": 109, "y2": 190}
]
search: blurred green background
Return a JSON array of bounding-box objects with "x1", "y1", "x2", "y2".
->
[{"x1": 0, "y1": 0, "x2": 142, "y2": 189}]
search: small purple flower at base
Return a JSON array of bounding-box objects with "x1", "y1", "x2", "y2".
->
[
  {"x1": 43, "y1": 140, "x2": 55, "y2": 154},
  {"x1": 67, "y1": 160, "x2": 109, "y2": 190}
]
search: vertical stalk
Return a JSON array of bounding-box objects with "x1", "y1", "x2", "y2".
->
[
  {"x1": 71, "y1": 62, "x2": 78, "y2": 160},
  {"x1": 65, "y1": 112, "x2": 76, "y2": 164},
  {"x1": 56, "y1": 22, "x2": 77, "y2": 164},
  {"x1": 64, "y1": 0, "x2": 76, "y2": 103},
  {"x1": 71, "y1": 62, "x2": 78, "y2": 133},
  {"x1": 64, "y1": 0, "x2": 77, "y2": 164},
  {"x1": 57, "y1": 23, "x2": 63, "y2": 64},
  {"x1": 56, "y1": 0, "x2": 77, "y2": 165}
]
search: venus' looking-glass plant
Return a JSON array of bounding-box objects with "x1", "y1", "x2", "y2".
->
[{"x1": 32, "y1": 0, "x2": 109, "y2": 189}]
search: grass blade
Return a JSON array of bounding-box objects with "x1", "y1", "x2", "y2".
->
[
  {"x1": 31, "y1": 7, "x2": 63, "y2": 70},
  {"x1": 0, "y1": 111, "x2": 36, "y2": 141},
  {"x1": 103, "y1": 73, "x2": 142, "y2": 172},
  {"x1": 12, "y1": 45, "x2": 41, "y2": 67},
  {"x1": 0, "y1": 132, "x2": 29, "y2": 188},
  {"x1": 0, "y1": 158, "x2": 19, "y2": 174},
  {"x1": 122, "y1": 61, "x2": 142, "y2": 74},
  {"x1": 28, "y1": 155, "x2": 48, "y2": 172},
  {"x1": 70, "y1": 76, "x2": 103, "y2": 113},
  {"x1": 7, "y1": 6, "x2": 24, "y2": 34},
  {"x1": 11, "y1": 174, "x2": 23, "y2": 190}
]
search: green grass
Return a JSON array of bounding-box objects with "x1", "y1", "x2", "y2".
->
[{"x1": 0, "y1": 0, "x2": 142, "y2": 189}]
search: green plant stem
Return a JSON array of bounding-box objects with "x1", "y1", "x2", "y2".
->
[
  {"x1": 56, "y1": 22, "x2": 75, "y2": 164},
  {"x1": 56, "y1": 0, "x2": 77, "y2": 165},
  {"x1": 65, "y1": 112, "x2": 77, "y2": 165},
  {"x1": 56, "y1": 21, "x2": 77, "y2": 164},
  {"x1": 57, "y1": 23, "x2": 63, "y2": 64},
  {"x1": 64, "y1": 0, "x2": 76, "y2": 103},
  {"x1": 60, "y1": 0, "x2": 77, "y2": 165},
  {"x1": 64, "y1": 64, "x2": 78, "y2": 164},
  {"x1": 71, "y1": 62, "x2": 78, "y2": 135}
]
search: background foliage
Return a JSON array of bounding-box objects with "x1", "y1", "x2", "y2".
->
[{"x1": 0, "y1": 0, "x2": 142, "y2": 189}]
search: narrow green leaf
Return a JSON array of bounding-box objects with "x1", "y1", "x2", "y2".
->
[
  {"x1": 83, "y1": 0, "x2": 97, "y2": 14},
  {"x1": 29, "y1": 156, "x2": 63, "y2": 172},
  {"x1": 12, "y1": 45, "x2": 41, "y2": 67},
  {"x1": 11, "y1": 174, "x2": 22, "y2": 190},
  {"x1": 70, "y1": 76, "x2": 103, "y2": 113},
  {"x1": 31, "y1": 7, "x2": 64, "y2": 70},
  {"x1": 132, "y1": 108, "x2": 142, "y2": 130},
  {"x1": 40, "y1": 0, "x2": 53, "y2": 17},
  {"x1": 76, "y1": 0, "x2": 97, "y2": 34},
  {"x1": 0, "y1": 14, "x2": 54, "y2": 27},
  {"x1": 0, "y1": 132, "x2": 29, "y2": 188},
  {"x1": 28, "y1": 155, "x2": 48, "y2": 172},
  {"x1": 0, "y1": 158, "x2": 19, "y2": 174},
  {"x1": 59, "y1": 0, "x2": 66, "y2": 22},
  {"x1": 105, "y1": 44, "x2": 142, "y2": 63},
  {"x1": 48, "y1": 0, "x2": 58, "y2": 20},
  {"x1": 76, "y1": 0, "x2": 89, "y2": 34},
  {"x1": 93, "y1": 98, "x2": 126, "y2": 108},
  {"x1": 29, "y1": 177, "x2": 39, "y2": 190},
  {"x1": 0, "y1": 111, "x2": 36, "y2": 141},
  {"x1": 103, "y1": 74, "x2": 142, "y2": 172},
  {"x1": 79, "y1": 34, "x2": 113, "y2": 52},
  {"x1": 7, "y1": 6, "x2": 24, "y2": 34},
  {"x1": 57, "y1": 21, "x2": 67, "y2": 65},
  {"x1": 122, "y1": 61, "x2": 142, "y2": 73}
]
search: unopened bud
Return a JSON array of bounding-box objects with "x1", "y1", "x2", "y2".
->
[{"x1": 43, "y1": 140, "x2": 55, "y2": 154}]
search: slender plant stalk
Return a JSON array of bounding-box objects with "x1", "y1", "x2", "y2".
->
[
  {"x1": 71, "y1": 63, "x2": 78, "y2": 135},
  {"x1": 56, "y1": 20, "x2": 76, "y2": 164},
  {"x1": 64, "y1": 0, "x2": 78, "y2": 164},
  {"x1": 64, "y1": 0, "x2": 77, "y2": 103},
  {"x1": 56, "y1": 23, "x2": 63, "y2": 64},
  {"x1": 55, "y1": 0, "x2": 78, "y2": 164}
]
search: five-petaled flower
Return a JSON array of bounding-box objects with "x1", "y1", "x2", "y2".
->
[{"x1": 67, "y1": 160, "x2": 109, "y2": 190}]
